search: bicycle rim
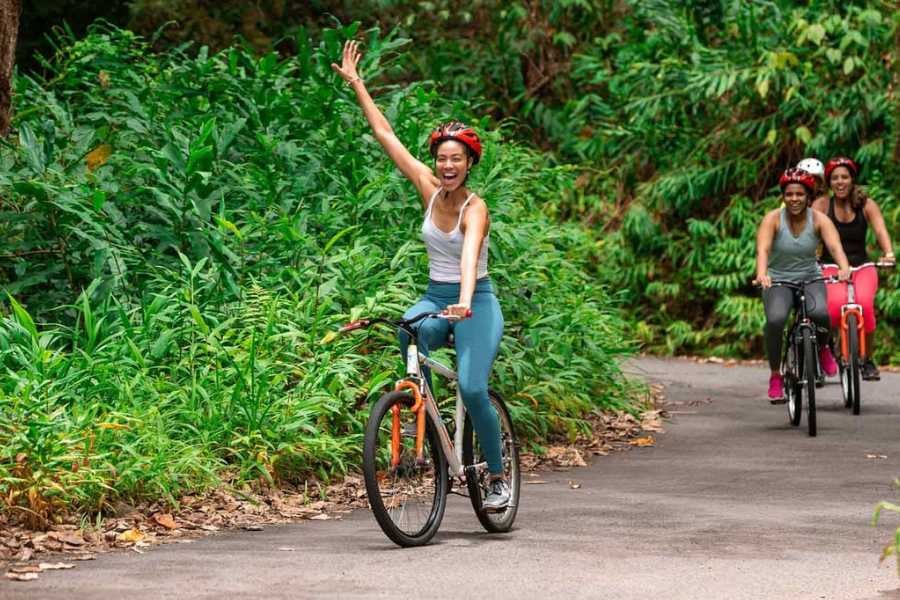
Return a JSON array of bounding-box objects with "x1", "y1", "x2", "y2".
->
[
  {"x1": 462, "y1": 390, "x2": 521, "y2": 533},
  {"x1": 363, "y1": 391, "x2": 447, "y2": 547},
  {"x1": 802, "y1": 329, "x2": 817, "y2": 437}
]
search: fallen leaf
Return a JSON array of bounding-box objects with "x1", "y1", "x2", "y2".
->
[
  {"x1": 568, "y1": 481, "x2": 582, "y2": 490},
  {"x1": 9, "y1": 565, "x2": 41, "y2": 574},
  {"x1": 525, "y1": 480, "x2": 547, "y2": 485},
  {"x1": 38, "y1": 562, "x2": 75, "y2": 571},
  {"x1": 865, "y1": 454, "x2": 887, "y2": 460},
  {"x1": 49, "y1": 531, "x2": 85, "y2": 546},
  {"x1": 309, "y1": 514, "x2": 330, "y2": 521},
  {"x1": 152, "y1": 513, "x2": 178, "y2": 530},
  {"x1": 6, "y1": 571, "x2": 38, "y2": 581},
  {"x1": 630, "y1": 436, "x2": 655, "y2": 447},
  {"x1": 85, "y1": 144, "x2": 112, "y2": 172},
  {"x1": 18, "y1": 548, "x2": 33, "y2": 561},
  {"x1": 117, "y1": 528, "x2": 145, "y2": 543},
  {"x1": 68, "y1": 553, "x2": 96, "y2": 561},
  {"x1": 241, "y1": 525, "x2": 264, "y2": 531},
  {"x1": 278, "y1": 547, "x2": 295, "y2": 552}
]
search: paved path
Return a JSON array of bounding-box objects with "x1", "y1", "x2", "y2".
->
[{"x1": 5, "y1": 358, "x2": 900, "y2": 599}]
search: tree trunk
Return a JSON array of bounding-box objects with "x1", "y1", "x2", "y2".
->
[{"x1": 0, "y1": 0, "x2": 21, "y2": 137}]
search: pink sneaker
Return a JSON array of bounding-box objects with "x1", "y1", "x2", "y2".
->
[
  {"x1": 819, "y1": 346, "x2": 838, "y2": 377},
  {"x1": 768, "y1": 373, "x2": 784, "y2": 401}
]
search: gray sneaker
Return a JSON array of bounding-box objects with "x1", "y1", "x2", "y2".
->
[{"x1": 482, "y1": 477, "x2": 510, "y2": 513}]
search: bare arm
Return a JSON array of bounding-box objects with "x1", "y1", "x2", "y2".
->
[
  {"x1": 863, "y1": 198, "x2": 895, "y2": 263},
  {"x1": 331, "y1": 41, "x2": 438, "y2": 206},
  {"x1": 755, "y1": 211, "x2": 777, "y2": 288},
  {"x1": 814, "y1": 211, "x2": 850, "y2": 278},
  {"x1": 447, "y1": 200, "x2": 489, "y2": 314}
]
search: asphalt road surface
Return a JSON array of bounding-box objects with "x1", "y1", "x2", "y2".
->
[{"x1": 5, "y1": 357, "x2": 899, "y2": 599}]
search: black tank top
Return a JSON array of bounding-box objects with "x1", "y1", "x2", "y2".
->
[{"x1": 820, "y1": 196, "x2": 869, "y2": 266}]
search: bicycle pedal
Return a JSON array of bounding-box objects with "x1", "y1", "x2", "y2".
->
[{"x1": 769, "y1": 398, "x2": 787, "y2": 405}]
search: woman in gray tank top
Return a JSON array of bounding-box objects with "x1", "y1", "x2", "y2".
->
[
  {"x1": 333, "y1": 41, "x2": 511, "y2": 511},
  {"x1": 755, "y1": 168, "x2": 849, "y2": 401}
]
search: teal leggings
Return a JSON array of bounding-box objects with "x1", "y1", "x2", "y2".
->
[{"x1": 398, "y1": 278, "x2": 504, "y2": 474}]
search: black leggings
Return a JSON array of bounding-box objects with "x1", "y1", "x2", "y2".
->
[{"x1": 762, "y1": 281, "x2": 829, "y2": 371}]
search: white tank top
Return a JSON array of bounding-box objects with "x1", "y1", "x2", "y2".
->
[{"x1": 421, "y1": 187, "x2": 489, "y2": 283}]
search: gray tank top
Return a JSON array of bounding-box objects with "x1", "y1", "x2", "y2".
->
[{"x1": 768, "y1": 208, "x2": 821, "y2": 281}]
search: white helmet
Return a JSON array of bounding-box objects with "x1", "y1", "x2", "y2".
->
[{"x1": 797, "y1": 158, "x2": 825, "y2": 180}]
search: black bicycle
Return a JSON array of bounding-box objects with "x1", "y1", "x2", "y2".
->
[{"x1": 768, "y1": 278, "x2": 828, "y2": 437}]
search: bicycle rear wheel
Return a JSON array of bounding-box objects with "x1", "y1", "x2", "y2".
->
[
  {"x1": 802, "y1": 328, "x2": 817, "y2": 437},
  {"x1": 462, "y1": 390, "x2": 520, "y2": 533},
  {"x1": 845, "y1": 315, "x2": 861, "y2": 415},
  {"x1": 363, "y1": 391, "x2": 448, "y2": 547}
]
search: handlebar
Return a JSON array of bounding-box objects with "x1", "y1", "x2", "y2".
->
[{"x1": 336, "y1": 309, "x2": 472, "y2": 337}]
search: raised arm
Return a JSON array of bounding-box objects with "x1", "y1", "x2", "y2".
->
[
  {"x1": 755, "y1": 211, "x2": 777, "y2": 288},
  {"x1": 862, "y1": 198, "x2": 895, "y2": 265},
  {"x1": 331, "y1": 41, "x2": 438, "y2": 207}
]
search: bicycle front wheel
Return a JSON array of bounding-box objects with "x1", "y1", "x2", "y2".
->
[
  {"x1": 363, "y1": 391, "x2": 448, "y2": 547},
  {"x1": 462, "y1": 390, "x2": 521, "y2": 533},
  {"x1": 802, "y1": 328, "x2": 817, "y2": 437},
  {"x1": 846, "y1": 314, "x2": 861, "y2": 415},
  {"x1": 786, "y1": 343, "x2": 802, "y2": 427}
]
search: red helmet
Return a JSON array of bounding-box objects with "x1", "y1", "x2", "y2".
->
[
  {"x1": 778, "y1": 168, "x2": 817, "y2": 193},
  {"x1": 428, "y1": 121, "x2": 482, "y2": 164},
  {"x1": 824, "y1": 157, "x2": 859, "y2": 182}
]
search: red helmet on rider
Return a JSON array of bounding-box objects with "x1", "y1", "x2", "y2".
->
[
  {"x1": 778, "y1": 168, "x2": 817, "y2": 194},
  {"x1": 428, "y1": 121, "x2": 482, "y2": 164},
  {"x1": 824, "y1": 157, "x2": 859, "y2": 182}
]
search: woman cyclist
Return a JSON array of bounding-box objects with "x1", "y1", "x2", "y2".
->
[
  {"x1": 332, "y1": 41, "x2": 510, "y2": 510},
  {"x1": 812, "y1": 157, "x2": 895, "y2": 381},
  {"x1": 755, "y1": 168, "x2": 849, "y2": 401}
]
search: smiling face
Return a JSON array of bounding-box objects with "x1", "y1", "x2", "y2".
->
[
  {"x1": 829, "y1": 166, "x2": 853, "y2": 200},
  {"x1": 783, "y1": 183, "x2": 809, "y2": 216},
  {"x1": 434, "y1": 140, "x2": 472, "y2": 191}
]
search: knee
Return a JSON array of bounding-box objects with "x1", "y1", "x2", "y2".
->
[
  {"x1": 765, "y1": 315, "x2": 787, "y2": 334},
  {"x1": 459, "y1": 381, "x2": 489, "y2": 406},
  {"x1": 417, "y1": 320, "x2": 446, "y2": 348}
]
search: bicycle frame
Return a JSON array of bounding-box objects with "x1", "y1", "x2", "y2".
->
[
  {"x1": 774, "y1": 279, "x2": 822, "y2": 386},
  {"x1": 338, "y1": 312, "x2": 488, "y2": 481},
  {"x1": 395, "y1": 344, "x2": 469, "y2": 478}
]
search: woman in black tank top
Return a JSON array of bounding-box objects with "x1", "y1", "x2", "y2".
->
[{"x1": 811, "y1": 157, "x2": 895, "y2": 380}]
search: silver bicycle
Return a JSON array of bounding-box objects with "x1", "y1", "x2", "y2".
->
[{"x1": 335, "y1": 310, "x2": 520, "y2": 547}]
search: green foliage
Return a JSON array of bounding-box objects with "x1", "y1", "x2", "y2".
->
[
  {"x1": 0, "y1": 23, "x2": 635, "y2": 521},
  {"x1": 872, "y1": 479, "x2": 900, "y2": 579}
]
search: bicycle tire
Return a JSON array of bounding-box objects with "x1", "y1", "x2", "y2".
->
[
  {"x1": 802, "y1": 328, "x2": 817, "y2": 437},
  {"x1": 363, "y1": 391, "x2": 448, "y2": 547},
  {"x1": 462, "y1": 390, "x2": 521, "y2": 533},
  {"x1": 786, "y1": 343, "x2": 801, "y2": 427},
  {"x1": 847, "y1": 314, "x2": 861, "y2": 415}
]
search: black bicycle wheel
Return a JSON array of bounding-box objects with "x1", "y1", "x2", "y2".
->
[
  {"x1": 840, "y1": 358, "x2": 851, "y2": 408},
  {"x1": 362, "y1": 391, "x2": 448, "y2": 547},
  {"x1": 462, "y1": 390, "x2": 520, "y2": 533},
  {"x1": 802, "y1": 328, "x2": 817, "y2": 437},
  {"x1": 846, "y1": 315, "x2": 861, "y2": 415},
  {"x1": 786, "y1": 343, "x2": 802, "y2": 427}
]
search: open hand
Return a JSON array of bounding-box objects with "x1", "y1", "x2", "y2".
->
[{"x1": 330, "y1": 40, "x2": 361, "y2": 84}]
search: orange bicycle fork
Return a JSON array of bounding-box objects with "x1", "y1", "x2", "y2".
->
[
  {"x1": 391, "y1": 379, "x2": 427, "y2": 467},
  {"x1": 839, "y1": 304, "x2": 865, "y2": 360}
]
